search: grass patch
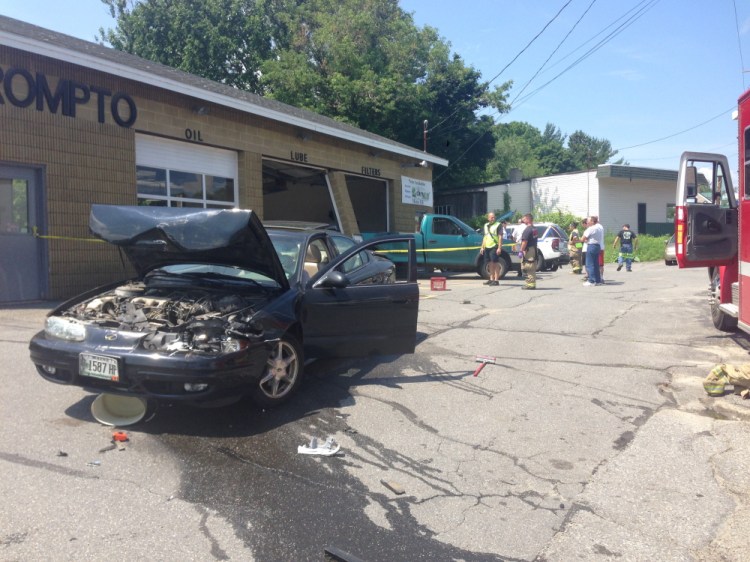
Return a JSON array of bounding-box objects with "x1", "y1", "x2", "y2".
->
[{"x1": 605, "y1": 233, "x2": 670, "y2": 263}]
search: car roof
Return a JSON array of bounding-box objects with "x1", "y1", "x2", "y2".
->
[{"x1": 507, "y1": 222, "x2": 560, "y2": 229}]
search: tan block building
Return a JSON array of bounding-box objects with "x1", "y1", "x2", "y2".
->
[{"x1": 0, "y1": 16, "x2": 446, "y2": 302}]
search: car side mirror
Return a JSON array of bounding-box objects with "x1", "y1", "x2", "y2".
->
[{"x1": 317, "y1": 270, "x2": 350, "y2": 289}]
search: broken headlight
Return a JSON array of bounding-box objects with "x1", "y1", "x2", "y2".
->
[{"x1": 45, "y1": 316, "x2": 86, "y2": 341}]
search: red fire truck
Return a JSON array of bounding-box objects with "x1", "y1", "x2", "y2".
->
[{"x1": 674, "y1": 94, "x2": 747, "y2": 332}]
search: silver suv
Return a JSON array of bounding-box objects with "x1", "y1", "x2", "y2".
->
[{"x1": 506, "y1": 222, "x2": 571, "y2": 271}]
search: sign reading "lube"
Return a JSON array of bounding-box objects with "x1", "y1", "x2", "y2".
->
[{"x1": 0, "y1": 66, "x2": 137, "y2": 128}]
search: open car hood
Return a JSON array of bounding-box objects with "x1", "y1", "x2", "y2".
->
[{"x1": 89, "y1": 205, "x2": 289, "y2": 288}]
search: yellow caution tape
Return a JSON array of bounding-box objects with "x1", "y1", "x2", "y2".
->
[
  {"x1": 376, "y1": 243, "x2": 516, "y2": 254},
  {"x1": 32, "y1": 226, "x2": 104, "y2": 243}
]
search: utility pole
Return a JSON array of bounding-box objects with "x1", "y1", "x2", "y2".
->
[{"x1": 423, "y1": 120, "x2": 428, "y2": 152}]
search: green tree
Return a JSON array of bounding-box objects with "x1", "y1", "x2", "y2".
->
[
  {"x1": 100, "y1": 0, "x2": 511, "y2": 188},
  {"x1": 259, "y1": 0, "x2": 511, "y2": 186},
  {"x1": 100, "y1": 0, "x2": 272, "y2": 92},
  {"x1": 487, "y1": 122, "x2": 622, "y2": 181},
  {"x1": 567, "y1": 130, "x2": 618, "y2": 171},
  {"x1": 489, "y1": 121, "x2": 546, "y2": 180},
  {"x1": 537, "y1": 124, "x2": 573, "y2": 174}
]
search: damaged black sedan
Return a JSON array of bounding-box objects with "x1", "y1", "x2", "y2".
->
[{"x1": 29, "y1": 205, "x2": 418, "y2": 409}]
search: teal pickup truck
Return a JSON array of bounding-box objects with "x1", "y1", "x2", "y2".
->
[{"x1": 361, "y1": 213, "x2": 519, "y2": 279}]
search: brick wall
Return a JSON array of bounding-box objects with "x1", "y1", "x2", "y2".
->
[{"x1": 1, "y1": 46, "x2": 436, "y2": 298}]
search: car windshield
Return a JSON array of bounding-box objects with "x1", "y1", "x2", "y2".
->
[{"x1": 268, "y1": 230, "x2": 304, "y2": 281}]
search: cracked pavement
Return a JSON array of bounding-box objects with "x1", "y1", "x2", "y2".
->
[{"x1": 2, "y1": 263, "x2": 750, "y2": 560}]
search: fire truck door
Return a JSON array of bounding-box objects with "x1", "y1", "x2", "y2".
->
[{"x1": 675, "y1": 152, "x2": 737, "y2": 268}]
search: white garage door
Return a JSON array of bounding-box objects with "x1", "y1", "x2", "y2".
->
[{"x1": 135, "y1": 134, "x2": 238, "y2": 208}]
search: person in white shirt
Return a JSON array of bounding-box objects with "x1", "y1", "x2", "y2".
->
[
  {"x1": 581, "y1": 216, "x2": 605, "y2": 286},
  {"x1": 580, "y1": 217, "x2": 589, "y2": 280}
]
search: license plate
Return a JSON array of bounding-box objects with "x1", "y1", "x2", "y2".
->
[{"x1": 79, "y1": 353, "x2": 120, "y2": 381}]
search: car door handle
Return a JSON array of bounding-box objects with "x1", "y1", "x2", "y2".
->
[{"x1": 427, "y1": 240, "x2": 438, "y2": 244}]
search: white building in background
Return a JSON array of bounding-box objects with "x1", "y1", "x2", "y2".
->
[{"x1": 435, "y1": 164, "x2": 677, "y2": 236}]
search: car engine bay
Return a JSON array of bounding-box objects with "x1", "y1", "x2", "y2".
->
[{"x1": 60, "y1": 282, "x2": 267, "y2": 353}]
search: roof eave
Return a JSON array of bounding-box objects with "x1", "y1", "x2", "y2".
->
[{"x1": 0, "y1": 29, "x2": 449, "y2": 168}]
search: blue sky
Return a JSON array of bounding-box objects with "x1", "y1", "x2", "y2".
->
[{"x1": 2, "y1": 0, "x2": 749, "y2": 173}]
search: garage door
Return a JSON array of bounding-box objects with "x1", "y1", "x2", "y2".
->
[{"x1": 135, "y1": 134, "x2": 238, "y2": 208}]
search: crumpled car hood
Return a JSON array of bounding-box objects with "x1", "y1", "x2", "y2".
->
[{"x1": 89, "y1": 205, "x2": 288, "y2": 287}]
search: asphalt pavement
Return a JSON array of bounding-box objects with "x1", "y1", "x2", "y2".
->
[{"x1": 2, "y1": 262, "x2": 750, "y2": 561}]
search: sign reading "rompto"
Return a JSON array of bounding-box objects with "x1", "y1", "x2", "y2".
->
[{"x1": 0, "y1": 66, "x2": 137, "y2": 128}]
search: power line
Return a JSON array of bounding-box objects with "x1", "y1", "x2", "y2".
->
[
  {"x1": 435, "y1": 0, "x2": 660, "y2": 180},
  {"x1": 615, "y1": 107, "x2": 735, "y2": 151},
  {"x1": 485, "y1": 0, "x2": 575, "y2": 87},
  {"x1": 511, "y1": 0, "x2": 660, "y2": 108},
  {"x1": 509, "y1": 0, "x2": 598, "y2": 106},
  {"x1": 427, "y1": 0, "x2": 575, "y2": 136}
]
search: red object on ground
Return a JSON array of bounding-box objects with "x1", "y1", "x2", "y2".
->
[
  {"x1": 112, "y1": 431, "x2": 129, "y2": 442},
  {"x1": 431, "y1": 277, "x2": 447, "y2": 291}
]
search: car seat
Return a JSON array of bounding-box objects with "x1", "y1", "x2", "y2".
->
[{"x1": 303, "y1": 244, "x2": 322, "y2": 279}]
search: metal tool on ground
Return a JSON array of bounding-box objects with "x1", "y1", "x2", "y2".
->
[{"x1": 473, "y1": 355, "x2": 496, "y2": 376}]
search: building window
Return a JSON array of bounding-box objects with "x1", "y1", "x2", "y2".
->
[
  {"x1": 137, "y1": 166, "x2": 236, "y2": 208},
  {"x1": 434, "y1": 204, "x2": 453, "y2": 215},
  {"x1": 135, "y1": 134, "x2": 238, "y2": 208},
  {"x1": 0, "y1": 178, "x2": 29, "y2": 233}
]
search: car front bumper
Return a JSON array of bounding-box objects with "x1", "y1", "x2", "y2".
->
[{"x1": 29, "y1": 330, "x2": 272, "y2": 404}]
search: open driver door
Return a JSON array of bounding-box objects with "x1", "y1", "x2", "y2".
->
[
  {"x1": 675, "y1": 152, "x2": 737, "y2": 269},
  {"x1": 675, "y1": 151, "x2": 740, "y2": 332}
]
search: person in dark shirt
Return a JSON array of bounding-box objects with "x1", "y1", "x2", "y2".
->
[{"x1": 613, "y1": 224, "x2": 638, "y2": 272}]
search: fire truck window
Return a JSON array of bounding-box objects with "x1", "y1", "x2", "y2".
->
[
  {"x1": 697, "y1": 171, "x2": 712, "y2": 203},
  {"x1": 715, "y1": 164, "x2": 729, "y2": 208},
  {"x1": 745, "y1": 128, "x2": 750, "y2": 198}
]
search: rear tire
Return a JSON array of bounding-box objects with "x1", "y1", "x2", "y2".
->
[
  {"x1": 710, "y1": 268, "x2": 737, "y2": 332},
  {"x1": 497, "y1": 256, "x2": 509, "y2": 279},
  {"x1": 536, "y1": 252, "x2": 545, "y2": 271},
  {"x1": 478, "y1": 255, "x2": 510, "y2": 280}
]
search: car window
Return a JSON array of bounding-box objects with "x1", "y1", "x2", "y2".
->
[
  {"x1": 432, "y1": 217, "x2": 466, "y2": 236},
  {"x1": 301, "y1": 238, "x2": 331, "y2": 281},
  {"x1": 269, "y1": 236, "x2": 302, "y2": 280},
  {"x1": 338, "y1": 251, "x2": 397, "y2": 285},
  {"x1": 551, "y1": 226, "x2": 568, "y2": 241},
  {"x1": 340, "y1": 249, "x2": 370, "y2": 274},
  {"x1": 330, "y1": 235, "x2": 357, "y2": 256}
]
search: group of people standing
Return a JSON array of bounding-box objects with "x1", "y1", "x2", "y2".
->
[
  {"x1": 568, "y1": 217, "x2": 638, "y2": 285},
  {"x1": 480, "y1": 212, "x2": 538, "y2": 290},
  {"x1": 480, "y1": 212, "x2": 639, "y2": 291}
]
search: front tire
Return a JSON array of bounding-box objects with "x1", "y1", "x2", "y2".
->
[
  {"x1": 710, "y1": 267, "x2": 737, "y2": 332},
  {"x1": 251, "y1": 334, "x2": 304, "y2": 407},
  {"x1": 478, "y1": 258, "x2": 490, "y2": 280}
]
